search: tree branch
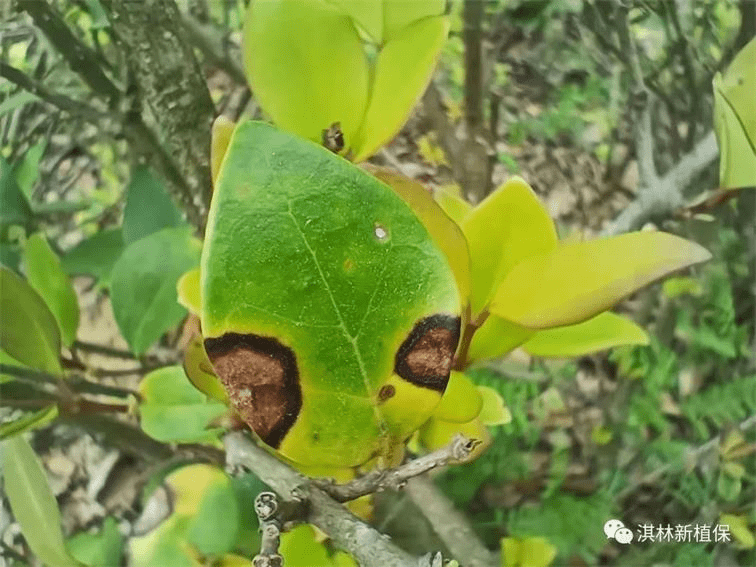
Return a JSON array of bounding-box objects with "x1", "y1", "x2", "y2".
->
[
  {"x1": 603, "y1": 129, "x2": 718, "y2": 235},
  {"x1": 102, "y1": 0, "x2": 215, "y2": 230},
  {"x1": 224, "y1": 432, "x2": 418, "y2": 567},
  {"x1": 405, "y1": 476, "x2": 498, "y2": 567},
  {"x1": 180, "y1": 14, "x2": 246, "y2": 85}
]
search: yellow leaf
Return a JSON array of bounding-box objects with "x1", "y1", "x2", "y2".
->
[
  {"x1": 419, "y1": 415, "x2": 491, "y2": 463},
  {"x1": 417, "y1": 134, "x2": 449, "y2": 167},
  {"x1": 477, "y1": 386, "x2": 511, "y2": 426},
  {"x1": 719, "y1": 514, "x2": 755, "y2": 549},
  {"x1": 183, "y1": 333, "x2": 228, "y2": 404},
  {"x1": 522, "y1": 312, "x2": 649, "y2": 357},
  {"x1": 491, "y1": 232, "x2": 711, "y2": 329},
  {"x1": 501, "y1": 537, "x2": 557, "y2": 567},
  {"x1": 177, "y1": 267, "x2": 201, "y2": 315},
  {"x1": 461, "y1": 177, "x2": 557, "y2": 316},
  {"x1": 353, "y1": 15, "x2": 449, "y2": 161},
  {"x1": 433, "y1": 371, "x2": 483, "y2": 423},
  {"x1": 466, "y1": 314, "x2": 534, "y2": 364},
  {"x1": 434, "y1": 185, "x2": 472, "y2": 225},
  {"x1": 211, "y1": 116, "x2": 235, "y2": 187},
  {"x1": 166, "y1": 464, "x2": 227, "y2": 517}
]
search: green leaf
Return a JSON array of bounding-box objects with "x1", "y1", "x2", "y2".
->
[
  {"x1": 716, "y1": 37, "x2": 756, "y2": 152},
  {"x1": 110, "y1": 227, "x2": 201, "y2": 355},
  {"x1": 382, "y1": 0, "x2": 445, "y2": 41},
  {"x1": 352, "y1": 15, "x2": 449, "y2": 161},
  {"x1": 0, "y1": 267, "x2": 62, "y2": 373},
  {"x1": 522, "y1": 312, "x2": 649, "y2": 357},
  {"x1": 176, "y1": 267, "x2": 201, "y2": 315},
  {"x1": 0, "y1": 91, "x2": 39, "y2": 117},
  {"x1": 15, "y1": 141, "x2": 46, "y2": 201},
  {"x1": 502, "y1": 536, "x2": 557, "y2": 567},
  {"x1": 23, "y1": 234, "x2": 80, "y2": 347},
  {"x1": 461, "y1": 177, "x2": 558, "y2": 316},
  {"x1": 279, "y1": 525, "x2": 334, "y2": 567},
  {"x1": 67, "y1": 517, "x2": 124, "y2": 567},
  {"x1": 138, "y1": 366, "x2": 226, "y2": 443},
  {"x1": 242, "y1": 0, "x2": 369, "y2": 151},
  {"x1": 122, "y1": 166, "x2": 185, "y2": 246},
  {"x1": 491, "y1": 232, "x2": 712, "y2": 329},
  {"x1": 328, "y1": 0, "x2": 383, "y2": 41},
  {"x1": 61, "y1": 228, "x2": 125, "y2": 286},
  {"x1": 0, "y1": 405, "x2": 58, "y2": 440},
  {"x1": 0, "y1": 156, "x2": 32, "y2": 228},
  {"x1": 1, "y1": 436, "x2": 82, "y2": 567},
  {"x1": 187, "y1": 474, "x2": 240, "y2": 556}
]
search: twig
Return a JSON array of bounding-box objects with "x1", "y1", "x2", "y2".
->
[
  {"x1": 602, "y1": 129, "x2": 718, "y2": 235},
  {"x1": 315, "y1": 435, "x2": 480, "y2": 502},
  {"x1": 73, "y1": 339, "x2": 136, "y2": 360},
  {"x1": 0, "y1": 62, "x2": 107, "y2": 122},
  {"x1": 224, "y1": 432, "x2": 418, "y2": 567},
  {"x1": 180, "y1": 14, "x2": 246, "y2": 84},
  {"x1": 18, "y1": 0, "x2": 121, "y2": 102},
  {"x1": 253, "y1": 492, "x2": 284, "y2": 567},
  {"x1": 405, "y1": 476, "x2": 499, "y2": 567}
]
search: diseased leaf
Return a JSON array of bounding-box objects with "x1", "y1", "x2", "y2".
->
[
  {"x1": 352, "y1": 15, "x2": 449, "y2": 161},
  {"x1": 0, "y1": 267, "x2": 61, "y2": 374},
  {"x1": 2, "y1": 436, "x2": 82, "y2": 567},
  {"x1": 122, "y1": 166, "x2": 185, "y2": 245},
  {"x1": 110, "y1": 227, "x2": 201, "y2": 355},
  {"x1": 23, "y1": 234, "x2": 80, "y2": 347},
  {"x1": 522, "y1": 312, "x2": 649, "y2": 357},
  {"x1": 139, "y1": 366, "x2": 226, "y2": 443},
  {"x1": 61, "y1": 228, "x2": 125, "y2": 286},
  {"x1": 183, "y1": 333, "x2": 228, "y2": 404},
  {"x1": 491, "y1": 232, "x2": 711, "y2": 329},
  {"x1": 0, "y1": 405, "x2": 58, "y2": 440},
  {"x1": 461, "y1": 177, "x2": 558, "y2": 316}
]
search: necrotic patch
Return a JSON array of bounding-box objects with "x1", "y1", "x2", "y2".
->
[
  {"x1": 204, "y1": 333, "x2": 302, "y2": 448},
  {"x1": 394, "y1": 314, "x2": 461, "y2": 392}
]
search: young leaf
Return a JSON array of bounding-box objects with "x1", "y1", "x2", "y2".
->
[
  {"x1": 138, "y1": 366, "x2": 227, "y2": 443},
  {"x1": 467, "y1": 315, "x2": 534, "y2": 364},
  {"x1": 176, "y1": 267, "x2": 201, "y2": 315},
  {"x1": 461, "y1": 177, "x2": 558, "y2": 316},
  {"x1": 0, "y1": 156, "x2": 32, "y2": 228},
  {"x1": 61, "y1": 228, "x2": 125, "y2": 286},
  {"x1": 0, "y1": 267, "x2": 62, "y2": 374},
  {"x1": 2, "y1": 435, "x2": 82, "y2": 567},
  {"x1": 183, "y1": 334, "x2": 228, "y2": 404},
  {"x1": 522, "y1": 312, "x2": 649, "y2": 357},
  {"x1": 433, "y1": 371, "x2": 483, "y2": 423},
  {"x1": 110, "y1": 227, "x2": 201, "y2": 355},
  {"x1": 491, "y1": 232, "x2": 711, "y2": 329},
  {"x1": 352, "y1": 15, "x2": 449, "y2": 162},
  {"x1": 122, "y1": 166, "x2": 185, "y2": 245},
  {"x1": 242, "y1": 0, "x2": 369, "y2": 150},
  {"x1": 211, "y1": 116, "x2": 236, "y2": 186},
  {"x1": 23, "y1": 234, "x2": 80, "y2": 347}
]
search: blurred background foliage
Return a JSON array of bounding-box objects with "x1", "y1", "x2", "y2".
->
[{"x1": 0, "y1": 0, "x2": 754, "y2": 566}]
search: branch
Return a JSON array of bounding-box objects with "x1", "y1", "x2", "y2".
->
[
  {"x1": 0, "y1": 62, "x2": 107, "y2": 122},
  {"x1": 315, "y1": 435, "x2": 480, "y2": 502},
  {"x1": 405, "y1": 476, "x2": 499, "y2": 567},
  {"x1": 602, "y1": 129, "x2": 718, "y2": 235},
  {"x1": 224, "y1": 432, "x2": 418, "y2": 567},
  {"x1": 180, "y1": 14, "x2": 246, "y2": 85},
  {"x1": 102, "y1": 0, "x2": 215, "y2": 229}
]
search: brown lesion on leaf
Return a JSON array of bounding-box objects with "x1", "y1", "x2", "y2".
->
[
  {"x1": 394, "y1": 314, "x2": 461, "y2": 392},
  {"x1": 378, "y1": 384, "x2": 396, "y2": 402},
  {"x1": 204, "y1": 333, "x2": 302, "y2": 448}
]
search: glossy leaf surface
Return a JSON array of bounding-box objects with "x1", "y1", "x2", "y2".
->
[
  {"x1": 203, "y1": 122, "x2": 459, "y2": 467},
  {"x1": 491, "y1": 232, "x2": 711, "y2": 329},
  {"x1": 522, "y1": 312, "x2": 649, "y2": 357}
]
